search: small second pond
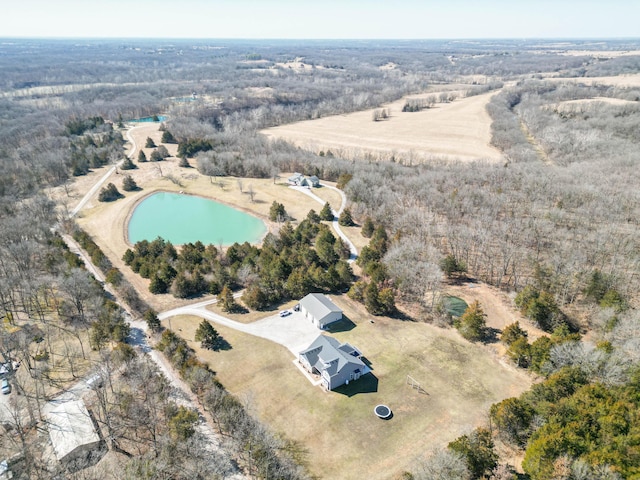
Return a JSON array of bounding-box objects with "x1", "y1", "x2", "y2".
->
[
  {"x1": 129, "y1": 115, "x2": 167, "y2": 123},
  {"x1": 443, "y1": 296, "x2": 468, "y2": 318},
  {"x1": 128, "y1": 192, "x2": 267, "y2": 246}
]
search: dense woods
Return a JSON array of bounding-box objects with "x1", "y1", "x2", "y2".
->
[{"x1": 1, "y1": 38, "x2": 639, "y2": 478}]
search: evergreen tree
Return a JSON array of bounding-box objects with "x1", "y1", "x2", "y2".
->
[
  {"x1": 364, "y1": 281, "x2": 381, "y2": 315},
  {"x1": 455, "y1": 300, "x2": 487, "y2": 342},
  {"x1": 501, "y1": 321, "x2": 528, "y2": 346},
  {"x1": 120, "y1": 157, "x2": 136, "y2": 170},
  {"x1": 98, "y1": 183, "x2": 123, "y2": 202},
  {"x1": 156, "y1": 144, "x2": 170, "y2": 158},
  {"x1": 218, "y1": 285, "x2": 237, "y2": 312},
  {"x1": 145, "y1": 137, "x2": 156, "y2": 148},
  {"x1": 137, "y1": 150, "x2": 147, "y2": 162},
  {"x1": 361, "y1": 217, "x2": 375, "y2": 238},
  {"x1": 122, "y1": 174, "x2": 138, "y2": 191},
  {"x1": 150, "y1": 149, "x2": 163, "y2": 162},
  {"x1": 306, "y1": 209, "x2": 321, "y2": 224},
  {"x1": 338, "y1": 208, "x2": 355, "y2": 226},
  {"x1": 448, "y1": 427, "x2": 498, "y2": 478},
  {"x1": 440, "y1": 254, "x2": 467, "y2": 278},
  {"x1": 144, "y1": 309, "x2": 162, "y2": 332},
  {"x1": 269, "y1": 201, "x2": 287, "y2": 222},
  {"x1": 319, "y1": 202, "x2": 334, "y2": 221},
  {"x1": 161, "y1": 130, "x2": 177, "y2": 144},
  {"x1": 195, "y1": 320, "x2": 219, "y2": 349},
  {"x1": 149, "y1": 273, "x2": 168, "y2": 294}
]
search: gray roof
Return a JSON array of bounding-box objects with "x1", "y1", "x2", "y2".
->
[
  {"x1": 288, "y1": 172, "x2": 304, "y2": 182},
  {"x1": 44, "y1": 399, "x2": 100, "y2": 462},
  {"x1": 299, "y1": 335, "x2": 364, "y2": 380},
  {"x1": 299, "y1": 293, "x2": 341, "y2": 321}
]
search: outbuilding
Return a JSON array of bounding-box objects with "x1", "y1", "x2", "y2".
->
[
  {"x1": 44, "y1": 399, "x2": 105, "y2": 472},
  {"x1": 299, "y1": 293, "x2": 342, "y2": 329}
]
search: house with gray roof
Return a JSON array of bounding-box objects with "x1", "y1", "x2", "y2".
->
[
  {"x1": 299, "y1": 335, "x2": 367, "y2": 390},
  {"x1": 299, "y1": 293, "x2": 342, "y2": 329},
  {"x1": 288, "y1": 172, "x2": 320, "y2": 188}
]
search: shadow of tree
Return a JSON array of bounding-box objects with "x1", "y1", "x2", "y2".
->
[
  {"x1": 483, "y1": 327, "x2": 501, "y2": 344},
  {"x1": 212, "y1": 337, "x2": 232, "y2": 351}
]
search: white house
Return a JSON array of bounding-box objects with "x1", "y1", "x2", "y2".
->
[
  {"x1": 299, "y1": 293, "x2": 342, "y2": 329},
  {"x1": 299, "y1": 335, "x2": 367, "y2": 390},
  {"x1": 288, "y1": 172, "x2": 320, "y2": 188}
]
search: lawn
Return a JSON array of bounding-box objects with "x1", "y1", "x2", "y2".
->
[{"x1": 167, "y1": 295, "x2": 532, "y2": 480}]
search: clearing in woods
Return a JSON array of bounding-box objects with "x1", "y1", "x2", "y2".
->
[
  {"x1": 261, "y1": 90, "x2": 504, "y2": 163},
  {"x1": 167, "y1": 295, "x2": 532, "y2": 480}
]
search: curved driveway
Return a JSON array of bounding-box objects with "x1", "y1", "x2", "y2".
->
[
  {"x1": 159, "y1": 304, "x2": 320, "y2": 356},
  {"x1": 290, "y1": 184, "x2": 358, "y2": 262}
]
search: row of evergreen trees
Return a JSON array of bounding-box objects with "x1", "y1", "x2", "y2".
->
[{"x1": 123, "y1": 209, "x2": 354, "y2": 308}]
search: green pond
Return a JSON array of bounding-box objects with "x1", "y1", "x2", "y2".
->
[
  {"x1": 443, "y1": 296, "x2": 468, "y2": 318},
  {"x1": 128, "y1": 192, "x2": 267, "y2": 246}
]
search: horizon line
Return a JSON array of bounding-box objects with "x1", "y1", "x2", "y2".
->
[{"x1": 2, "y1": 36, "x2": 640, "y2": 42}]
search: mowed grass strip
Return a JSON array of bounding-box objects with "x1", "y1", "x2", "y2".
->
[{"x1": 167, "y1": 295, "x2": 531, "y2": 480}]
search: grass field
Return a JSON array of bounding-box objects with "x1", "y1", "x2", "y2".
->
[
  {"x1": 261, "y1": 90, "x2": 503, "y2": 163},
  {"x1": 167, "y1": 295, "x2": 532, "y2": 480}
]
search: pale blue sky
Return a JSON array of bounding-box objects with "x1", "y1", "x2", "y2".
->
[{"x1": 1, "y1": 0, "x2": 638, "y2": 39}]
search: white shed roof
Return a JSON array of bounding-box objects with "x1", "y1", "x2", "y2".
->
[
  {"x1": 44, "y1": 399, "x2": 100, "y2": 463},
  {"x1": 300, "y1": 293, "x2": 341, "y2": 321}
]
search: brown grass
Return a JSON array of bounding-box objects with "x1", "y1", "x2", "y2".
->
[
  {"x1": 168, "y1": 294, "x2": 532, "y2": 480},
  {"x1": 545, "y1": 74, "x2": 640, "y2": 87},
  {"x1": 261, "y1": 90, "x2": 503, "y2": 163}
]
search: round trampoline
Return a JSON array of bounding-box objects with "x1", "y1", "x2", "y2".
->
[{"x1": 374, "y1": 404, "x2": 392, "y2": 419}]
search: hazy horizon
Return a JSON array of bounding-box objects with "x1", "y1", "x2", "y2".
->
[{"x1": 2, "y1": 0, "x2": 639, "y2": 40}]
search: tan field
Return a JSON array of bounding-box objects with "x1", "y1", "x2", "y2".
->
[
  {"x1": 553, "y1": 96, "x2": 639, "y2": 111},
  {"x1": 546, "y1": 73, "x2": 640, "y2": 87},
  {"x1": 167, "y1": 293, "x2": 531, "y2": 480},
  {"x1": 261, "y1": 91, "x2": 504, "y2": 163}
]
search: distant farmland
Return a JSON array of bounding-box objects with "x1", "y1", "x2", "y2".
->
[{"x1": 261, "y1": 90, "x2": 504, "y2": 163}]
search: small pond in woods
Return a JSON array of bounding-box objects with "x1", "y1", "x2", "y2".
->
[{"x1": 443, "y1": 296, "x2": 468, "y2": 318}]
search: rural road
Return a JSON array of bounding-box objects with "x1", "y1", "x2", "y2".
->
[{"x1": 290, "y1": 184, "x2": 358, "y2": 262}]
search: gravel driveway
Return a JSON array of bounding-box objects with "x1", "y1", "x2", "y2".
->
[{"x1": 159, "y1": 307, "x2": 321, "y2": 355}]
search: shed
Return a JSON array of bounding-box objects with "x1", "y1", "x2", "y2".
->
[
  {"x1": 44, "y1": 399, "x2": 105, "y2": 472},
  {"x1": 299, "y1": 293, "x2": 342, "y2": 329}
]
